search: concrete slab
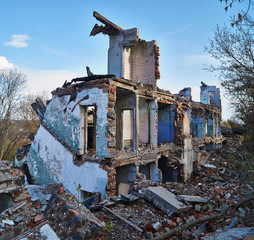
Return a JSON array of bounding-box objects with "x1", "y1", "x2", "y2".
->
[
  {"x1": 204, "y1": 227, "x2": 254, "y2": 240},
  {"x1": 144, "y1": 186, "x2": 192, "y2": 215},
  {"x1": 26, "y1": 185, "x2": 45, "y2": 202},
  {"x1": 178, "y1": 195, "x2": 209, "y2": 203}
]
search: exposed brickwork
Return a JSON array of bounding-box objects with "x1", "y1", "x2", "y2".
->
[
  {"x1": 174, "y1": 103, "x2": 185, "y2": 147},
  {"x1": 154, "y1": 42, "x2": 160, "y2": 80},
  {"x1": 106, "y1": 85, "x2": 117, "y2": 159},
  {"x1": 102, "y1": 166, "x2": 116, "y2": 197}
]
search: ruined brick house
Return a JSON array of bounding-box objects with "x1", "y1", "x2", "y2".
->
[{"x1": 15, "y1": 12, "x2": 223, "y2": 201}]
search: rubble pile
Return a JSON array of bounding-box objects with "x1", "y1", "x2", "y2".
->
[
  {"x1": 89, "y1": 137, "x2": 254, "y2": 239},
  {"x1": 0, "y1": 172, "x2": 104, "y2": 240},
  {"x1": 44, "y1": 190, "x2": 104, "y2": 239},
  {"x1": 1, "y1": 136, "x2": 254, "y2": 239},
  {"x1": 0, "y1": 161, "x2": 47, "y2": 240}
]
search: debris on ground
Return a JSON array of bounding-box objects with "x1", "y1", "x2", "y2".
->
[{"x1": 0, "y1": 136, "x2": 254, "y2": 239}]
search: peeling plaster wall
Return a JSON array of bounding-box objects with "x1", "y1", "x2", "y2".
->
[
  {"x1": 43, "y1": 95, "x2": 80, "y2": 150},
  {"x1": 43, "y1": 88, "x2": 109, "y2": 158},
  {"x1": 23, "y1": 126, "x2": 108, "y2": 199}
]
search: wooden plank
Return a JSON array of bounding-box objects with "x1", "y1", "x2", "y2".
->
[
  {"x1": 103, "y1": 206, "x2": 143, "y2": 232},
  {"x1": 93, "y1": 11, "x2": 123, "y2": 32}
]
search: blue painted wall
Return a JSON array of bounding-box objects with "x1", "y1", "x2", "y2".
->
[
  {"x1": 158, "y1": 104, "x2": 175, "y2": 144},
  {"x1": 150, "y1": 162, "x2": 161, "y2": 183},
  {"x1": 200, "y1": 85, "x2": 220, "y2": 107},
  {"x1": 27, "y1": 147, "x2": 57, "y2": 186},
  {"x1": 43, "y1": 95, "x2": 80, "y2": 150},
  {"x1": 43, "y1": 88, "x2": 109, "y2": 158},
  {"x1": 210, "y1": 95, "x2": 220, "y2": 108}
]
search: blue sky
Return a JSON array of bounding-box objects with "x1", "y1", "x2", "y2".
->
[{"x1": 0, "y1": 0, "x2": 247, "y2": 120}]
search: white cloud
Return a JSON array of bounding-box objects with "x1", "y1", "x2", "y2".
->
[
  {"x1": 4, "y1": 34, "x2": 30, "y2": 48},
  {"x1": 0, "y1": 56, "x2": 14, "y2": 69}
]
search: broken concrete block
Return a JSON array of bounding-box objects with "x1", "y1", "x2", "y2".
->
[
  {"x1": 34, "y1": 214, "x2": 43, "y2": 223},
  {"x1": 152, "y1": 222, "x2": 162, "y2": 231},
  {"x1": 201, "y1": 164, "x2": 216, "y2": 169},
  {"x1": 144, "y1": 186, "x2": 192, "y2": 214},
  {"x1": 14, "y1": 216, "x2": 24, "y2": 223},
  {"x1": 39, "y1": 223, "x2": 60, "y2": 240},
  {"x1": 195, "y1": 204, "x2": 201, "y2": 212},
  {"x1": 178, "y1": 195, "x2": 209, "y2": 203},
  {"x1": 225, "y1": 193, "x2": 231, "y2": 199},
  {"x1": 2, "y1": 219, "x2": 14, "y2": 226}
]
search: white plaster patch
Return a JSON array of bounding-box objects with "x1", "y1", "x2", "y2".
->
[
  {"x1": 40, "y1": 223, "x2": 60, "y2": 239},
  {"x1": 30, "y1": 125, "x2": 108, "y2": 198}
]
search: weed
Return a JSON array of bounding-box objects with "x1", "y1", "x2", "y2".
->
[{"x1": 106, "y1": 220, "x2": 115, "y2": 233}]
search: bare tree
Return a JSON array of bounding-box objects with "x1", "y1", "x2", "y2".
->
[
  {"x1": 205, "y1": 21, "x2": 254, "y2": 146},
  {"x1": 219, "y1": 0, "x2": 254, "y2": 27},
  {"x1": 19, "y1": 91, "x2": 49, "y2": 134},
  {"x1": 0, "y1": 69, "x2": 27, "y2": 160}
]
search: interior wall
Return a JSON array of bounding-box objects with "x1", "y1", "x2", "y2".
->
[
  {"x1": 115, "y1": 89, "x2": 136, "y2": 150},
  {"x1": 122, "y1": 110, "x2": 134, "y2": 148},
  {"x1": 158, "y1": 157, "x2": 179, "y2": 183},
  {"x1": 130, "y1": 41, "x2": 156, "y2": 87},
  {"x1": 139, "y1": 164, "x2": 150, "y2": 179},
  {"x1": 138, "y1": 98, "x2": 149, "y2": 145},
  {"x1": 191, "y1": 109, "x2": 204, "y2": 138},
  {"x1": 150, "y1": 100, "x2": 157, "y2": 147},
  {"x1": 116, "y1": 164, "x2": 136, "y2": 195}
]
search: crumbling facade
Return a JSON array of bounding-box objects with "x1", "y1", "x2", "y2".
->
[{"x1": 16, "y1": 12, "x2": 223, "y2": 200}]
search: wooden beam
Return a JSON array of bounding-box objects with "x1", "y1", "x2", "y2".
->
[
  {"x1": 103, "y1": 206, "x2": 143, "y2": 232},
  {"x1": 93, "y1": 11, "x2": 123, "y2": 32}
]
